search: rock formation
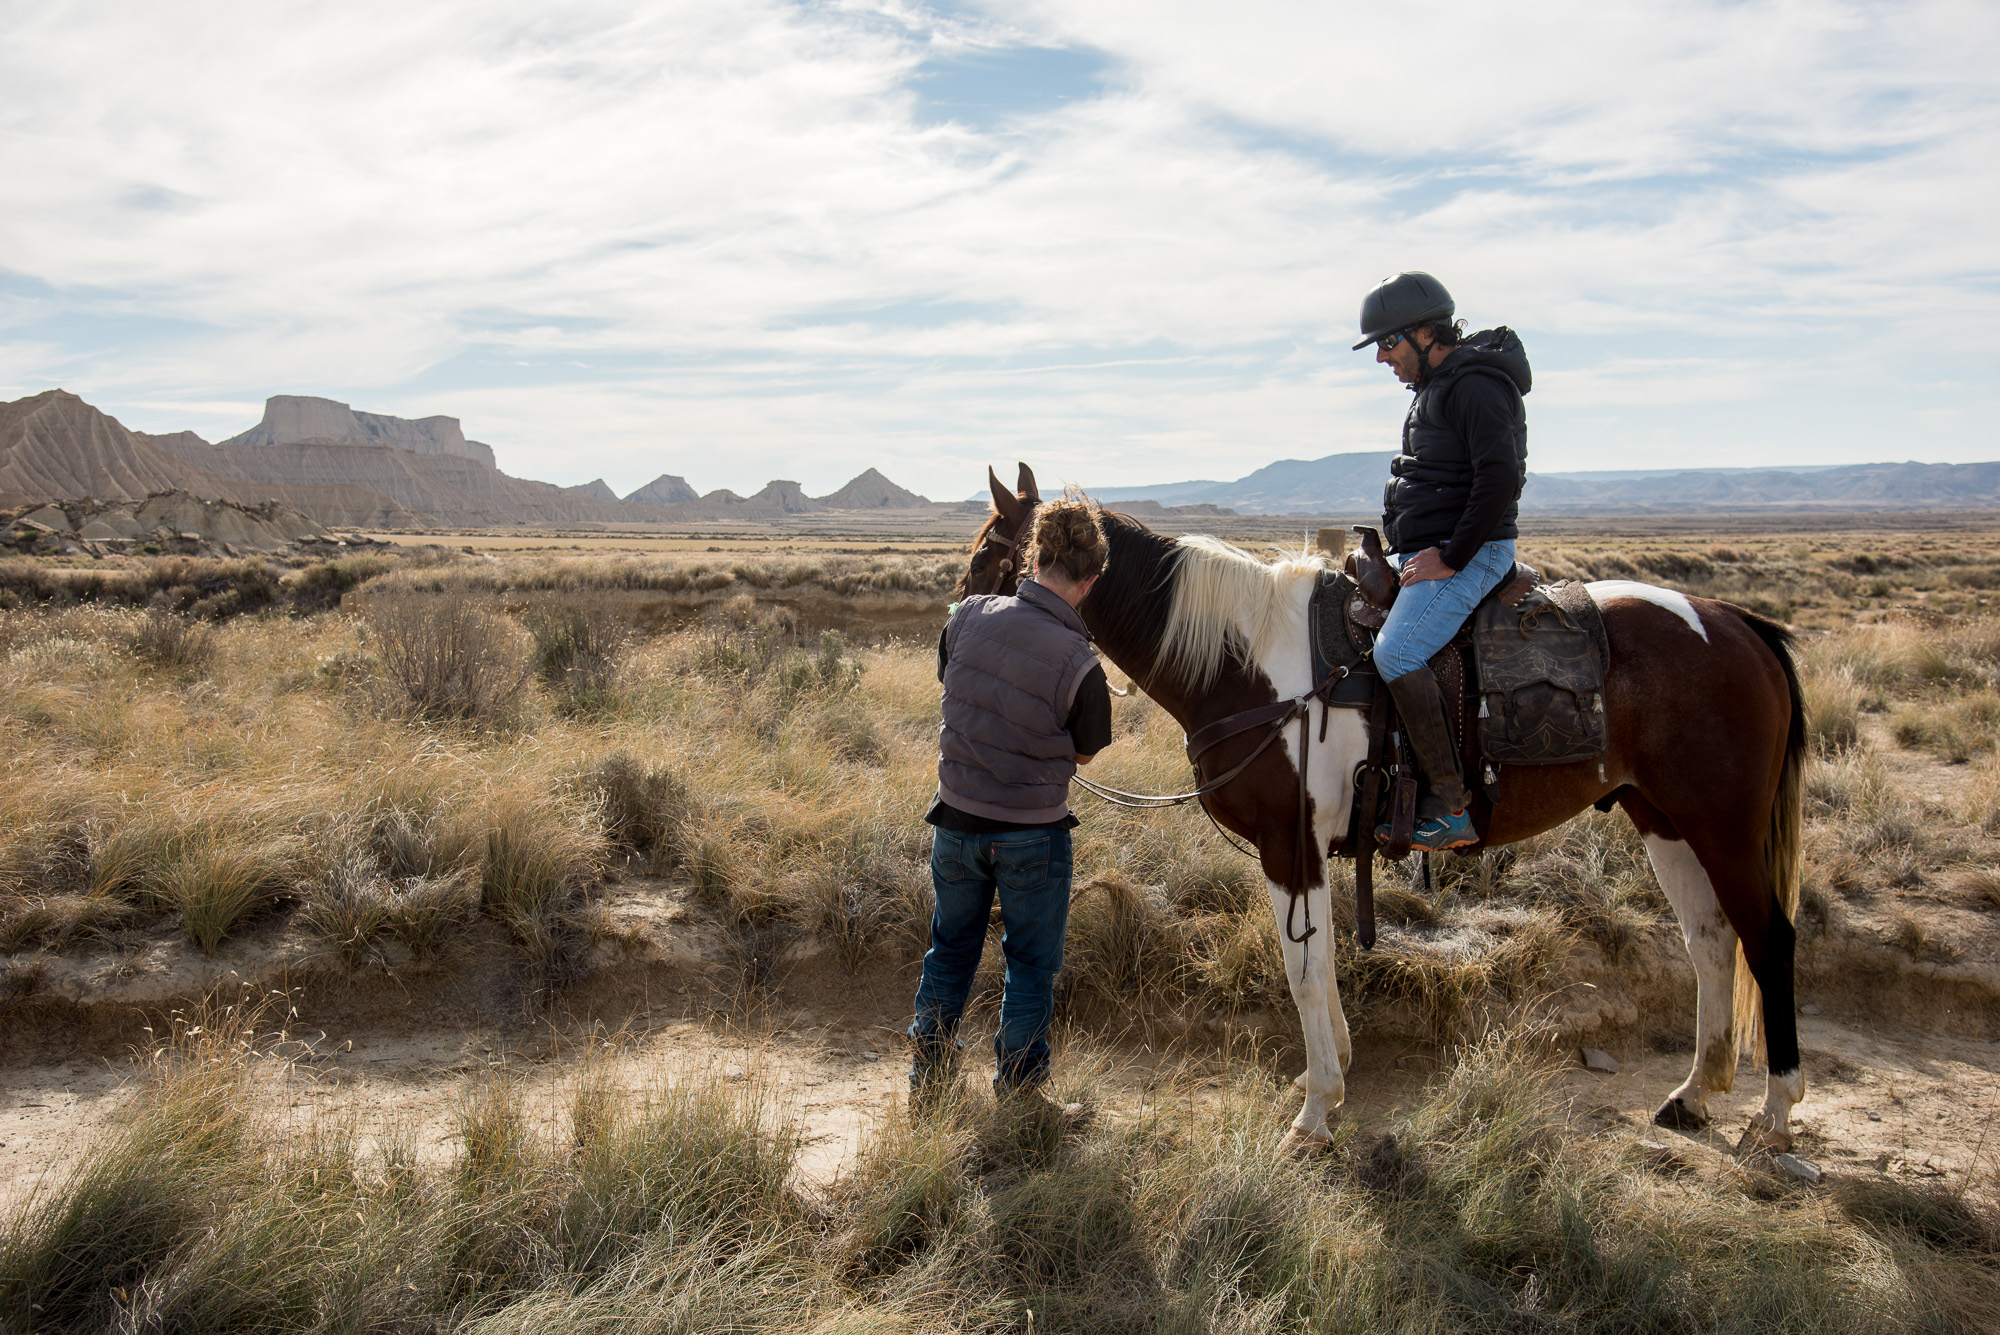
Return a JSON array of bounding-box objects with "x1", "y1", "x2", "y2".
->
[
  {"x1": 222, "y1": 395, "x2": 498, "y2": 468},
  {"x1": 162, "y1": 435, "x2": 648, "y2": 528},
  {"x1": 624, "y1": 473, "x2": 699, "y2": 505},
  {"x1": 565, "y1": 479, "x2": 620, "y2": 502},
  {"x1": 2, "y1": 389, "x2": 950, "y2": 530},
  {"x1": 815, "y1": 467, "x2": 930, "y2": 509},
  {"x1": 0, "y1": 390, "x2": 228, "y2": 501},
  {"x1": 5, "y1": 490, "x2": 328, "y2": 553}
]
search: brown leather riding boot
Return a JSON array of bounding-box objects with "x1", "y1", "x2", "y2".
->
[{"x1": 1385, "y1": 666, "x2": 1472, "y2": 815}]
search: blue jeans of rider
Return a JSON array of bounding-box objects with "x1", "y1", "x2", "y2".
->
[
  {"x1": 1373, "y1": 540, "x2": 1517, "y2": 681},
  {"x1": 908, "y1": 825, "x2": 1073, "y2": 1093}
]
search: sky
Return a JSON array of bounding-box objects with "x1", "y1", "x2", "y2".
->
[{"x1": 2, "y1": 0, "x2": 1997, "y2": 500}]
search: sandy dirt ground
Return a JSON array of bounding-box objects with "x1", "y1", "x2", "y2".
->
[{"x1": 6, "y1": 997, "x2": 1997, "y2": 1215}]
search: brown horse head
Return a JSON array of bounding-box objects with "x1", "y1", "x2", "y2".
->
[{"x1": 957, "y1": 462, "x2": 1040, "y2": 597}]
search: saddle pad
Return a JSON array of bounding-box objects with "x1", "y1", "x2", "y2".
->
[
  {"x1": 1308, "y1": 570, "x2": 1378, "y2": 709},
  {"x1": 1472, "y1": 579, "x2": 1609, "y2": 765}
]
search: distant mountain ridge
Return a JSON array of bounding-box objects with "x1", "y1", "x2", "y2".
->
[
  {"x1": 1094, "y1": 451, "x2": 2000, "y2": 514},
  {"x1": 0, "y1": 390, "x2": 947, "y2": 529}
]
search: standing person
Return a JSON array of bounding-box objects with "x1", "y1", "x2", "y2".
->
[
  {"x1": 1355, "y1": 271, "x2": 1532, "y2": 851},
  {"x1": 908, "y1": 491, "x2": 1114, "y2": 1108}
]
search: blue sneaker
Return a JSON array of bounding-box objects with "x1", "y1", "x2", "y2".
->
[{"x1": 1375, "y1": 807, "x2": 1478, "y2": 852}]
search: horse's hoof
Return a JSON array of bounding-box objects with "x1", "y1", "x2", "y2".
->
[
  {"x1": 1736, "y1": 1120, "x2": 1792, "y2": 1156},
  {"x1": 1277, "y1": 1127, "x2": 1333, "y2": 1159},
  {"x1": 1653, "y1": 1098, "x2": 1708, "y2": 1131}
]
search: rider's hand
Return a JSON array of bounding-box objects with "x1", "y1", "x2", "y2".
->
[{"x1": 1399, "y1": 547, "x2": 1455, "y2": 585}]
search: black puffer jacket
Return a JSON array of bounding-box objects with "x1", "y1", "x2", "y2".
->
[{"x1": 1382, "y1": 327, "x2": 1531, "y2": 568}]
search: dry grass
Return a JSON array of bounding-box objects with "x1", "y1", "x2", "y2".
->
[
  {"x1": 5, "y1": 1014, "x2": 1995, "y2": 1334},
  {"x1": 1892, "y1": 690, "x2": 2000, "y2": 763},
  {"x1": 0, "y1": 536, "x2": 1996, "y2": 1036},
  {"x1": 3, "y1": 535, "x2": 2000, "y2": 1330}
]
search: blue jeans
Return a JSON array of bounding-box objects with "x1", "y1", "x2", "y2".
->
[
  {"x1": 909, "y1": 825, "x2": 1073, "y2": 1091},
  {"x1": 1373, "y1": 540, "x2": 1516, "y2": 680}
]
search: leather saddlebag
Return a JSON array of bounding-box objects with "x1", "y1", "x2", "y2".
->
[{"x1": 1472, "y1": 586, "x2": 1607, "y2": 764}]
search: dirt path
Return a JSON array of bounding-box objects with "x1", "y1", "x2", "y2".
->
[{"x1": 7, "y1": 1005, "x2": 1996, "y2": 1214}]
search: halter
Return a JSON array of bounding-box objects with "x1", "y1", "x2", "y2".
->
[{"x1": 977, "y1": 494, "x2": 1337, "y2": 946}]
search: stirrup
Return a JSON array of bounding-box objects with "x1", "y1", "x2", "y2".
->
[{"x1": 1375, "y1": 808, "x2": 1477, "y2": 852}]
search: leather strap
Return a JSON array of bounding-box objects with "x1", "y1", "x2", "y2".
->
[
  {"x1": 1186, "y1": 697, "x2": 1307, "y2": 763},
  {"x1": 1346, "y1": 684, "x2": 1393, "y2": 951}
]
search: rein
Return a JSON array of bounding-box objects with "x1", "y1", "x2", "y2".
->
[
  {"x1": 982, "y1": 499, "x2": 1351, "y2": 949},
  {"x1": 1070, "y1": 663, "x2": 1354, "y2": 945}
]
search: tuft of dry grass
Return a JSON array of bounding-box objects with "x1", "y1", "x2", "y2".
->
[
  {"x1": 155, "y1": 833, "x2": 298, "y2": 955},
  {"x1": 1891, "y1": 689, "x2": 2000, "y2": 763},
  {"x1": 481, "y1": 791, "x2": 608, "y2": 997},
  {"x1": 128, "y1": 607, "x2": 217, "y2": 676}
]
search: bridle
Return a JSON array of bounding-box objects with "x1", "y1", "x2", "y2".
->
[{"x1": 971, "y1": 495, "x2": 1342, "y2": 946}]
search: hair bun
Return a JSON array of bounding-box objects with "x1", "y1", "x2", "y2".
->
[{"x1": 1029, "y1": 487, "x2": 1107, "y2": 584}]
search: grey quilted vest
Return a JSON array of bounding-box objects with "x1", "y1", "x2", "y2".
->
[{"x1": 937, "y1": 580, "x2": 1100, "y2": 825}]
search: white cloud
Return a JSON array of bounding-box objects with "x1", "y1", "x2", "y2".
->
[{"x1": 0, "y1": 0, "x2": 1994, "y2": 496}]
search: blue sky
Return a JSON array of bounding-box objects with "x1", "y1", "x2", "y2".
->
[{"x1": 2, "y1": 0, "x2": 1995, "y2": 499}]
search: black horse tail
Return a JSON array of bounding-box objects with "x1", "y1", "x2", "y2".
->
[{"x1": 1732, "y1": 610, "x2": 1806, "y2": 1062}]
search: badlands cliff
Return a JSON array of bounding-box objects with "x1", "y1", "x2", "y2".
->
[{"x1": 221, "y1": 395, "x2": 498, "y2": 468}]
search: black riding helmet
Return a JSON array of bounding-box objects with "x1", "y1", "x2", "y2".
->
[{"x1": 1352, "y1": 271, "x2": 1454, "y2": 350}]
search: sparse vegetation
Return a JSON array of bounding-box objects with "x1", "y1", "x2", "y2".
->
[
  {"x1": 3, "y1": 1011, "x2": 1994, "y2": 1334},
  {"x1": 3, "y1": 529, "x2": 2000, "y2": 1334}
]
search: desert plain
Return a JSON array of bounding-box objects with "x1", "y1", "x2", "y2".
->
[{"x1": 1, "y1": 511, "x2": 1997, "y2": 1332}]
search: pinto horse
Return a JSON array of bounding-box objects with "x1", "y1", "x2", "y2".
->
[{"x1": 961, "y1": 465, "x2": 1806, "y2": 1157}]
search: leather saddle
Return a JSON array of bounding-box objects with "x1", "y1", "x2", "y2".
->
[
  {"x1": 1308, "y1": 527, "x2": 1609, "y2": 947},
  {"x1": 1308, "y1": 526, "x2": 1540, "y2": 713}
]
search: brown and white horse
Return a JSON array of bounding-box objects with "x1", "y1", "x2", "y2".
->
[{"x1": 962, "y1": 465, "x2": 1806, "y2": 1156}]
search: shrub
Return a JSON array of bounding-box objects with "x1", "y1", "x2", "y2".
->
[
  {"x1": 128, "y1": 608, "x2": 217, "y2": 675},
  {"x1": 364, "y1": 592, "x2": 528, "y2": 724},
  {"x1": 523, "y1": 600, "x2": 627, "y2": 716},
  {"x1": 285, "y1": 554, "x2": 391, "y2": 614}
]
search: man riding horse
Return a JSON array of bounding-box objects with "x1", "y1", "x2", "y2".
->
[{"x1": 1356, "y1": 271, "x2": 1532, "y2": 852}]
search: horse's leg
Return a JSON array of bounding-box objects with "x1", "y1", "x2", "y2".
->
[
  {"x1": 1266, "y1": 876, "x2": 1346, "y2": 1153},
  {"x1": 1293, "y1": 948, "x2": 1354, "y2": 1088},
  {"x1": 1674, "y1": 827, "x2": 1805, "y2": 1154},
  {"x1": 1642, "y1": 833, "x2": 1741, "y2": 1129}
]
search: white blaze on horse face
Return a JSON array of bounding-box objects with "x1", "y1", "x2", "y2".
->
[
  {"x1": 1644, "y1": 834, "x2": 1740, "y2": 1114},
  {"x1": 1587, "y1": 580, "x2": 1709, "y2": 642}
]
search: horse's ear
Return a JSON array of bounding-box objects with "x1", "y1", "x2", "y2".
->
[
  {"x1": 989, "y1": 466, "x2": 1024, "y2": 524},
  {"x1": 1016, "y1": 462, "x2": 1039, "y2": 502}
]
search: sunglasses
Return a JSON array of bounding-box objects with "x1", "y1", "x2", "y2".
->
[{"x1": 1376, "y1": 331, "x2": 1407, "y2": 350}]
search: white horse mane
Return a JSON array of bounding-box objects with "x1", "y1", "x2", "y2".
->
[{"x1": 1159, "y1": 535, "x2": 1330, "y2": 691}]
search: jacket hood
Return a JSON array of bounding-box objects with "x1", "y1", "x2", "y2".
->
[{"x1": 1437, "y1": 326, "x2": 1531, "y2": 395}]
